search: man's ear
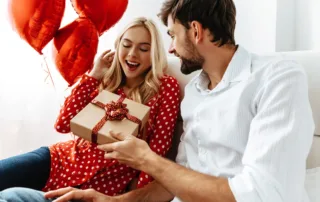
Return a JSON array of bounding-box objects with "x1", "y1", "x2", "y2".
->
[{"x1": 190, "y1": 21, "x2": 203, "y2": 44}]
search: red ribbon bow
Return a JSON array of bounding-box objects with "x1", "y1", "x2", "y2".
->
[
  {"x1": 90, "y1": 95, "x2": 142, "y2": 144},
  {"x1": 103, "y1": 101, "x2": 128, "y2": 121}
]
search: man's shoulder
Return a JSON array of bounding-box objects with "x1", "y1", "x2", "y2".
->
[{"x1": 250, "y1": 53, "x2": 307, "y2": 83}]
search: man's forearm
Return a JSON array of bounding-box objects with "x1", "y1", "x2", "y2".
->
[
  {"x1": 142, "y1": 152, "x2": 236, "y2": 202},
  {"x1": 119, "y1": 181, "x2": 174, "y2": 202}
]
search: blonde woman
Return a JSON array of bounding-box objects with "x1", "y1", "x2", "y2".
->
[{"x1": 0, "y1": 17, "x2": 180, "y2": 196}]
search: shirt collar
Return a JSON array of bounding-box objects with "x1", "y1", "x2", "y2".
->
[{"x1": 195, "y1": 45, "x2": 252, "y2": 92}]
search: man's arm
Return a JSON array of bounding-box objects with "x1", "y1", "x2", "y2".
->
[
  {"x1": 101, "y1": 131, "x2": 236, "y2": 202},
  {"x1": 227, "y1": 62, "x2": 314, "y2": 202},
  {"x1": 100, "y1": 61, "x2": 314, "y2": 202},
  {"x1": 142, "y1": 152, "x2": 236, "y2": 202},
  {"x1": 119, "y1": 181, "x2": 174, "y2": 202}
]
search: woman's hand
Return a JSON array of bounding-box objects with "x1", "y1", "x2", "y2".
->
[
  {"x1": 45, "y1": 187, "x2": 120, "y2": 202},
  {"x1": 88, "y1": 49, "x2": 115, "y2": 81}
]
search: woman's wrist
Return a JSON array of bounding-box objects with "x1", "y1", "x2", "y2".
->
[{"x1": 87, "y1": 71, "x2": 103, "y2": 81}]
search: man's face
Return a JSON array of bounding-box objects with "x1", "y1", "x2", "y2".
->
[{"x1": 167, "y1": 15, "x2": 204, "y2": 74}]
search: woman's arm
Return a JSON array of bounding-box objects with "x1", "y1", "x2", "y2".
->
[
  {"x1": 55, "y1": 75, "x2": 99, "y2": 133},
  {"x1": 55, "y1": 50, "x2": 115, "y2": 134}
]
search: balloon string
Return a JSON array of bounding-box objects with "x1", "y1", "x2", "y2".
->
[{"x1": 42, "y1": 54, "x2": 56, "y2": 90}]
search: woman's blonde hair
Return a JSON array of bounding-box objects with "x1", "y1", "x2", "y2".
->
[{"x1": 99, "y1": 17, "x2": 167, "y2": 104}]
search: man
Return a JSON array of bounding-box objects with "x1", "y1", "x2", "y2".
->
[{"x1": 0, "y1": 0, "x2": 314, "y2": 201}]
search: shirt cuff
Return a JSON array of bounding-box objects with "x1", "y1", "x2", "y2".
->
[
  {"x1": 228, "y1": 173, "x2": 258, "y2": 202},
  {"x1": 228, "y1": 167, "x2": 285, "y2": 202}
]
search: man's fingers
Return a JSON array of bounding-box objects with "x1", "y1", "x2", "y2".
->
[
  {"x1": 104, "y1": 151, "x2": 130, "y2": 161},
  {"x1": 97, "y1": 142, "x2": 116, "y2": 153},
  {"x1": 52, "y1": 189, "x2": 91, "y2": 202},
  {"x1": 97, "y1": 137, "x2": 123, "y2": 152},
  {"x1": 44, "y1": 187, "x2": 75, "y2": 199},
  {"x1": 104, "y1": 151, "x2": 117, "y2": 159},
  {"x1": 109, "y1": 130, "x2": 127, "y2": 141}
]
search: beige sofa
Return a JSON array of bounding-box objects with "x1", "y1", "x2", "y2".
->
[{"x1": 166, "y1": 51, "x2": 320, "y2": 201}]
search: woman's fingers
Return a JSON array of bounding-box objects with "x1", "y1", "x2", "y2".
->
[
  {"x1": 99, "y1": 49, "x2": 111, "y2": 58},
  {"x1": 102, "y1": 51, "x2": 115, "y2": 62}
]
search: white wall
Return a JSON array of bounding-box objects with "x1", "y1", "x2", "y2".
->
[
  {"x1": 276, "y1": 0, "x2": 296, "y2": 51},
  {"x1": 109, "y1": 0, "x2": 281, "y2": 54},
  {"x1": 113, "y1": 0, "x2": 171, "y2": 51},
  {"x1": 295, "y1": 0, "x2": 320, "y2": 51},
  {"x1": 234, "y1": 0, "x2": 278, "y2": 53},
  {"x1": 235, "y1": 0, "x2": 320, "y2": 52}
]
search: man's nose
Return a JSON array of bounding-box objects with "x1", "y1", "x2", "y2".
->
[{"x1": 168, "y1": 42, "x2": 175, "y2": 54}]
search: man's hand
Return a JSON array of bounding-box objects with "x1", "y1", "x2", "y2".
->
[
  {"x1": 44, "y1": 187, "x2": 119, "y2": 202},
  {"x1": 97, "y1": 131, "x2": 156, "y2": 171}
]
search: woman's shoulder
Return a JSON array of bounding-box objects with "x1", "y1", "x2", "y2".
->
[
  {"x1": 159, "y1": 74, "x2": 180, "y2": 87},
  {"x1": 158, "y1": 74, "x2": 180, "y2": 94}
]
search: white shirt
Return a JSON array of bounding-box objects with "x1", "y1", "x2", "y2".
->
[{"x1": 172, "y1": 46, "x2": 315, "y2": 202}]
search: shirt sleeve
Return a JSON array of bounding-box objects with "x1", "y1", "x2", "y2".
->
[
  {"x1": 137, "y1": 76, "x2": 181, "y2": 188},
  {"x1": 55, "y1": 75, "x2": 100, "y2": 133},
  {"x1": 228, "y1": 61, "x2": 315, "y2": 202}
]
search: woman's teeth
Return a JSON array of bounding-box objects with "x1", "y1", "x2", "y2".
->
[{"x1": 126, "y1": 60, "x2": 140, "y2": 67}]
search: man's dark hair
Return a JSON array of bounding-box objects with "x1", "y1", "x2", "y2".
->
[{"x1": 159, "y1": 0, "x2": 236, "y2": 46}]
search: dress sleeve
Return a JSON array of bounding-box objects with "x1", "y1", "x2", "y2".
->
[
  {"x1": 55, "y1": 75, "x2": 100, "y2": 133},
  {"x1": 137, "y1": 76, "x2": 181, "y2": 188}
]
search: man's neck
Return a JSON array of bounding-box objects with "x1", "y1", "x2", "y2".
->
[{"x1": 202, "y1": 45, "x2": 237, "y2": 90}]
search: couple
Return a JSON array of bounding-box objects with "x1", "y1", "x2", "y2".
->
[{"x1": 0, "y1": 0, "x2": 315, "y2": 201}]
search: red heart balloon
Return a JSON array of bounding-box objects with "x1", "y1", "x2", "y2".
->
[
  {"x1": 8, "y1": 0, "x2": 65, "y2": 54},
  {"x1": 70, "y1": 0, "x2": 128, "y2": 35},
  {"x1": 53, "y1": 18, "x2": 99, "y2": 86}
]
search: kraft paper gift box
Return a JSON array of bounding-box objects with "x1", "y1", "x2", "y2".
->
[{"x1": 70, "y1": 90, "x2": 150, "y2": 144}]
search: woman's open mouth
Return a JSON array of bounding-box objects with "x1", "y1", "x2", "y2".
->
[{"x1": 126, "y1": 60, "x2": 140, "y2": 71}]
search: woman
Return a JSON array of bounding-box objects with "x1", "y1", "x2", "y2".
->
[{"x1": 0, "y1": 17, "x2": 180, "y2": 196}]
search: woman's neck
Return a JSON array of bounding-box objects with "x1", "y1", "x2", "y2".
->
[{"x1": 124, "y1": 77, "x2": 143, "y2": 89}]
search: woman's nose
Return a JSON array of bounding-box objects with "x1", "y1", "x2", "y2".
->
[{"x1": 128, "y1": 47, "x2": 138, "y2": 58}]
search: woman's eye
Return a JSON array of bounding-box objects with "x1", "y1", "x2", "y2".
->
[
  {"x1": 140, "y1": 48, "x2": 149, "y2": 52},
  {"x1": 122, "y1": 44, "x2": 130, "y2": 48}
]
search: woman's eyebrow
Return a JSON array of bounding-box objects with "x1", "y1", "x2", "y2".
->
[{"x1": 123, "y1": 38, "x2": 151, "y2": 46}]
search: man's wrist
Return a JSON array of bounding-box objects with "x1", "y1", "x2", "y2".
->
[{"x1": 141, "y1": 150, "x2": 165, "y2": 175}]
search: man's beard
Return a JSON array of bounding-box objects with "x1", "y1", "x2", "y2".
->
[
  {"x1": 179, "y1": 38, "x2": 204, "y2": 75},
  {"x1": 180, "y1": 56, "x2": 203, "y2": 75}
]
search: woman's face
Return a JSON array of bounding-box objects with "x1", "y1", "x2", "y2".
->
[{"x1": 118, "y1": 26, "x2": 152, "y2": 82}]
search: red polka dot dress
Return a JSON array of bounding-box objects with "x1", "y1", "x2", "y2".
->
[{"x1": 42, "y1": 74, "x2": 180, "y2": 196}]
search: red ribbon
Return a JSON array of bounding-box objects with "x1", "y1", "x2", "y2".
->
[{"x1": 90, "y1": 95, "x2": 142, "y2": 144}]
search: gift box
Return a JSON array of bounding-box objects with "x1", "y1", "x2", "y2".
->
[{"x1": 70, "y1": 90, "x2": 150, "y2": 144}]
